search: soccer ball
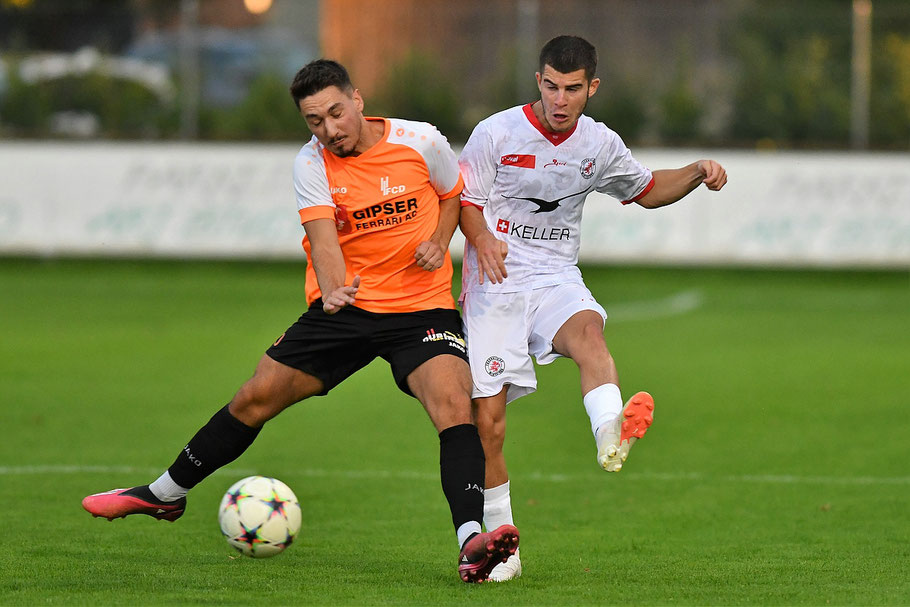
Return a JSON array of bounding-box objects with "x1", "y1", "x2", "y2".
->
[{"x1": 218, "y1": 476, "x2": 301, "y2": 558}]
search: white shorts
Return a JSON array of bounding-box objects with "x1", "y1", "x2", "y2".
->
[{"x1": 462, "y1": 280, "x2": 607, "y2": 404}]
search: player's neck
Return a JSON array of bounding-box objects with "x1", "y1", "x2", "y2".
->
[{"x1": 351, "y1": 118, "x2": 386, "y2": 156}]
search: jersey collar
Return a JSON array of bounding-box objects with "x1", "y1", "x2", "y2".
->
[{"x1": 523, "y1": 103, "x2": 577, "y2": 146}]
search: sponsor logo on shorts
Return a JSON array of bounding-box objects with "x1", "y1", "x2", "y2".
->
[
  {"x1": 273, "y1": 332, "x2": 286, "y2": 346},
  {"x1": 423, "y1": 328, "x2": 467, "y2": 353},
  {"x1": 485, "y1": 356, "x2": 505, "y2": 377}
]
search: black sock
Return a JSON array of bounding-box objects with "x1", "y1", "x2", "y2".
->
[
  {"x1": 167, "y1": 404, "x2": 261, "y2": 489},
  {"x1": 439, "y1": 423, "x2": 485, "y2": 532}
]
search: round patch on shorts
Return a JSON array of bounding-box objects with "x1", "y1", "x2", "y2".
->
[{"x1": 485, "y1": 356, "x2": 506, "y2": 377}]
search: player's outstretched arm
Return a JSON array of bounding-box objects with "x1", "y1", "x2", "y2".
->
[
  {"x1": 636, "y1": 159, "x2": 727, "y2": 209},
  {"x1": 303, "y1": 217, "x2": 359, "y2": 314},
  {"x1": 459, "y1": 203, "x2": 508, "y2": 284},
  {"x1": 415, "y1": 194, "x2": 460, "y2": 272}
]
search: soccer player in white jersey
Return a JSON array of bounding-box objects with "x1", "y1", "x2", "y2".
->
[{"x1": 458, "y1": 35, "x2": 727, "y2": 581}]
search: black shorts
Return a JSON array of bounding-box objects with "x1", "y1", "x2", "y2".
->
[{"x1": 266, "y1": 301, "x2": 469, "y2": 397}]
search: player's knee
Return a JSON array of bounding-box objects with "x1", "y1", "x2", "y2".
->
[
  {"x1": 230, "y1": 380, "x2": 285, "y2": 426},
  {"x1": 574, "y1": 323, "x2": 610, "y2": 362}
]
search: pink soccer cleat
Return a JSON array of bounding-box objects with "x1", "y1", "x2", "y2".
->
[
  {"x1": 457, "y1": 524, "x2": 520, "y2": 583},
  {"x1": 82, "y1": 486, "x2": 186, "y2": 522}
]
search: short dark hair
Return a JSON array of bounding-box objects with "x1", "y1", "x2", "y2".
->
[
  {"x1": 289, "y1": 59, "x2": 354, "y2": 108},
  {"x1": 538, "y1": 35, "x2": 597, "y2": 81}
]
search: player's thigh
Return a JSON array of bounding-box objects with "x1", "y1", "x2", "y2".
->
[
  {"x1": 373, "y1": 307, "x2": 472, "y2": 430},
  {"x1": 462, "y1": 290, "x2": 537, "y2": 403},
  {"x1": 406, "y1": 353, "x2": 473, "y2": 431},
  {"x1": 266, "y1": 303, "x2": 377, "y2": 395},
  {"x1": 551, "y1": 309, "x2": 612, "y2": 361},
  {"x1": 378, "y1": 307, "x2": 468, "y2": 395},
  {"x1": 231, "y1": 354, "x2": 324, "y2": 424},
  {"x1": 530, "y1": 282, "x2": 607, "y2": 364}
]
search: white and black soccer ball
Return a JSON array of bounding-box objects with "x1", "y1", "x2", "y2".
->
[{"x1": 218, "y1": 475, "x2": 301, "y2": 558}]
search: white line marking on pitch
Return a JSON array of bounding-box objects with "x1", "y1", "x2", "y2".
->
[
  {"x1": 607, "y1": 289, "x2": 704, "y2": 323},
  {"x1": 1, "y1": 465, "x2": 907, "y2": 487}
]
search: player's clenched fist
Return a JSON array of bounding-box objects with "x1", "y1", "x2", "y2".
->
[
  {"x1": 414, "y1": 241, "x2": 445, "y2": 272},
  {"x1": 698, "y1": 159, "x2": 727, "y2": 191}
]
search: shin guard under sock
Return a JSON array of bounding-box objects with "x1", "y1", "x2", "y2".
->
[
  {"x1": 167, "y1": 404, "x2": 261, "y2": 489},
  {"x1": 439, "y1": 423, "x2": 486, "y2": 532}
]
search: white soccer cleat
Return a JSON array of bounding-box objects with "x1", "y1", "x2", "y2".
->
[
  {"x1": 596, "y1": 391, "x2": 654, "y2": 472},
  {"x1": 487, "y1": 548, "x2": 522, "y2": 582}
]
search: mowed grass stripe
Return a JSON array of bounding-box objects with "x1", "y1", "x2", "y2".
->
[{"x1": 4, "y1": 464, "x2": 910, "y2": 488}]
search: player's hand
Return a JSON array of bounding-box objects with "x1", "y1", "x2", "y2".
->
[
  {"x1": 414, "y1": 240, "x2": 445, "y2": 272},
  {"x1": 698, "y1": 159, "x2": 727, "y2": 191},
  {"x1": 475, "y1": 231, "x2": 508, "y2": 284},
  {"x1": 323, "y1": 275, "x2": 360, "y2": 314}
]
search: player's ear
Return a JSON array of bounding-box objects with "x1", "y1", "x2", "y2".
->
[
  {"x1": 352, "y1": 89, "x2": 365, "y2": 112},
  {"x1": 535, "y1": 72, "x2": 542, "y2": 90},
  {"x1": 587, "y1": 78, "x2": 601, "y2": 98}
]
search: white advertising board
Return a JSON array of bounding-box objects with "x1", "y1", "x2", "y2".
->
[{"x1": 1, "y1": 143, "x2": 908, "y2": 267}]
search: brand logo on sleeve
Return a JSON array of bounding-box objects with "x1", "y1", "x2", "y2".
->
[{"x1": 500, "y1": 154, "x2": 536, "y2": 169}]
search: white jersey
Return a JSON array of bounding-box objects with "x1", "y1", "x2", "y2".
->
[{"x1": 459, "y1": 104, "x2": 653, "y2": 294}]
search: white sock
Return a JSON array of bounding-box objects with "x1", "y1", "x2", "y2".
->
[
  {"x1": 148, "y1": 471, "x2": 189, "y2": 502},
  {"x1": 457, "y1": 521, "x2": 483, "y2": 548},
  {"x1": 583, "y1": 383, "x2": 624, "y2": 436},
  {"x1": 483, "y1": 480, "x2": 514, "y2": 531}
]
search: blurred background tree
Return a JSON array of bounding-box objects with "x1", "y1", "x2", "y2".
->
[
  {"x1": 368, "y1": 49, "x2": 462, "y2": 142},
  {"x1": 1, "y1": 0, "x2": 909, "y2": 149}
]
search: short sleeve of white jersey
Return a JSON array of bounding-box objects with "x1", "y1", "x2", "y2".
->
[
  {"x1": 388, "y1": 119, "x2": 462, "y2": 197},
  {"x1": 293, "y1": 137, "x2": 334, "y2": 212},
  {"x1": 458, "y1": 121, "x2": 497, "y2": 208},
  {"x1": 593, "y1": 126, "x2": 652, "y2": 202}
]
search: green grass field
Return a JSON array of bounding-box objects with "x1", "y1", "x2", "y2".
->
[{"x1": 1, "y1": 258, "x2": 908, "y2": 605}]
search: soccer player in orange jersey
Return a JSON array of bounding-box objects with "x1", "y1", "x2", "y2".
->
[
  {"x1": 82, "y1": 59, "x2": 517, "y2": 583},
  {"x1": 459, "y1": 36, "x2": 727, "y2": 580}
]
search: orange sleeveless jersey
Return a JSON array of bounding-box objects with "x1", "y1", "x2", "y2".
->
[{"x1": 293, "y1": 118, "x2": 464, "y2": 313}]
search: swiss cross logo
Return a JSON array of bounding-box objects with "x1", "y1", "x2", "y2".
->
[{"x1": 496, "y1": 218, "x2": 510, "y2": 233}]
